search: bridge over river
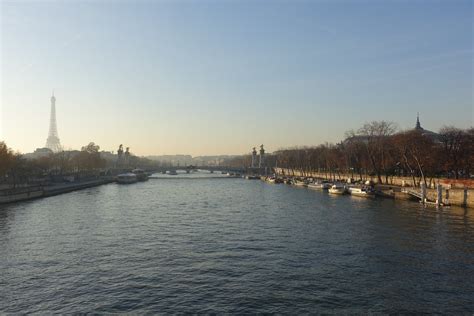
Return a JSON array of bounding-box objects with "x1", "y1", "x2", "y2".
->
[{"x1": 149, "y1": 165, "x2": 271, "y2": 175}]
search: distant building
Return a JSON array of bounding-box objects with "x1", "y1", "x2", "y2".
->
[
  {"x1": 413, "y1": 113, "x2": 440, "y2": 141},
  {"x1": 23, "y1": 147, "x2": 53, "y2": 160},
  {"x1": 342, "y1": 114, "x2": 441, "y2": 144},
  {"x1": 45, "y1": 92, "x2": 62, "y2": 152}
]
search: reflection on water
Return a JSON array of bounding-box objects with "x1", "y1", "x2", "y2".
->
[{"x1": 1, "y1": 174, "x2": 473, "y2": 313}]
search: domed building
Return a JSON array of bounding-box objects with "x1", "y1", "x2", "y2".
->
[{"x1": 414, "y1": 113, "x2": 441, "y2": 142}]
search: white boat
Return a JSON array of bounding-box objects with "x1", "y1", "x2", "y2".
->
[
  {"x1": 168, "y1": 170, "x2": 178, "y2": 175},
  {"x1": 348, "y1": 186, "x2": 375, "y2": 198},
  {"x1": 226, "y1": 172, "x2": 241, "y2": 178},
  {"x1": 132, "y1": 169, "x2": 149, "y2": 181},
  {"x1": 307, "y1": 183, "x2": 319, "y2": 189},
  {"x1": 117, "y1": 173, "x2": 138, "y2": 184},
  {"x1": 246, "y1": 175, "x2": 260, "y2": 180},
  {"x1": 328, "y1": 184, "x2": 347, "y2": 195},
  {"x1": 293, "y1": 179, "x2": 308, "y2": 187},
  {"x1": 267, "y1": 177, "x2": 276, "y2": 183},
  {"x1": 307, "y1": 181, "x2": 332, "y2": 190}
]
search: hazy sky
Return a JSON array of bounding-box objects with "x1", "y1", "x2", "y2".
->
[{"x1": 1, "y1": 0, "x2": 472, "y2": 156}]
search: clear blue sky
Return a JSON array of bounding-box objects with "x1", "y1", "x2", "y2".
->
[{"x1": 1, "y1": 0, "x2": 472, "y2": 155}]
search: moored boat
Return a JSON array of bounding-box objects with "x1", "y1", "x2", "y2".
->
[
  {"x1": 293, "y1": 179, "x2": 308, "y2": 187},
  {"x1": 246, "y1": 175, "x2": 260, "y2": 180},
  {"x1": 168, "y1": 170, "x2": 178, "y2": 175},
  {"x1": 267, "y1": 177, "x2": 276, "y2": 183},
  {"x1": 117, "y1": 173, "x2": 138, "y2": 184},
  {"x1": 328, "y1": 184, "x2": 347, "y2": 195},
  {"x1": 307, "y1": 180, "x2": 332, "y2": 190},
  {"x1": 132, "y1": 169, "x2": 149, "y2": 181},
  {"x1": 265, "y1": 176, "x2": 283, "y2": 184},
  {"x1": 348, "y1": 186, "x2": 375, "y2": 198},
  {"x1": 226, "y1": 172, "x2": 241, "y2": 178}
]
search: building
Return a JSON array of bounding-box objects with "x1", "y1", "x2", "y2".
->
[
  {"x1": 414, "y1": 113, "x2": 440, "y2": 141},
  {"x1": 23, "y1": 147, "x2": 54, "y2": 160},
  {"x1": 45, "y1": 92, "x2": 62, "y2": 152},
  {"x1": 343, "y1": 114, "x2": 441, "y2": 145}
]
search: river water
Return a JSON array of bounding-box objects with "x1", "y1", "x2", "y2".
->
[{"x1": 1, "y1": 173, "x2": 473, "y2": 313}]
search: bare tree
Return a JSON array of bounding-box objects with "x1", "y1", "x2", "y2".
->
[
  {"x1": 439, "y1": 126, "x2": 473, "y2": 179},
  {"x1": 358, "y1": 121, "x2": 397, "y2": 184},
  {"x1": 393, "y1": 130, "x2": 434, "y2": 187}
]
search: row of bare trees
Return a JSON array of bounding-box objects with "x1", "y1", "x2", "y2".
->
[
  {"x1": 273, "y1": 122, "x2": 473, "y2": 186},
  {"x1": 0, "y1": 142, "x2": 108, "y2": 186},
  {"x1": 0, "y1": 141, "x2": 166, "y2": 187}
]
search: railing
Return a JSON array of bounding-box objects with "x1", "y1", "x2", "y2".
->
[{"x1": 402, "y1": 189, "x2": 423, "y2": 200}]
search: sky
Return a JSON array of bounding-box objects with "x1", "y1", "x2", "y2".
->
[{"x1": 1, "y1": 0, "x2": 472, "y2": 156}]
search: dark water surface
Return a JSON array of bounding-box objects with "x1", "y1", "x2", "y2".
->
[{"x1": 1, "y1": 174, "x2": 474, "y2": 313}]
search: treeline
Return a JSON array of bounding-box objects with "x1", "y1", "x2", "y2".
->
[
  {"x1": 0, "y1": 142, "x2": 107, "y2": 185},
  {"x1": 274, "y1": 121, "x2": 473, "y2": 186},
  {"x1": 0, "y1": 141, "x2": 159, "y2": 186},
  {"x1": 0, "y1": 142, "x2": 17, "y2": 182}
]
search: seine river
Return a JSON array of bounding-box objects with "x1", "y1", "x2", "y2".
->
[{"x1": 1, "y1": 173, "x2": 473, "y2": 313}]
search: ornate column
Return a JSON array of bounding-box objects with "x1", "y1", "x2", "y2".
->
[
  {"x1": 251, "y1": 147, "x2": 257, "y2": 168},
  {"x1": 259, "y1": 144, "x2": 265, "y2": 168}
]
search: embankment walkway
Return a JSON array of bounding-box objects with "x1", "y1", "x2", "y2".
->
[{"x1": 0, "y1": 178, "x2": 114, "y2": 205}]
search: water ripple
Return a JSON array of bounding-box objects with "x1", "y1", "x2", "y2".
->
[{"x1": 1, "y1": 178, "x2": 474, "y2": 313}]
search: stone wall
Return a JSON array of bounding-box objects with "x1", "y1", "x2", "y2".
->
[{"x1": 425, "y1": 188, "x2": 473, "y2": 208}]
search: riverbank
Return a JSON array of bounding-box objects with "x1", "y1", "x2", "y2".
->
[
  {"x1": 273, "y1": 168, "x2": 473, "y2": 209},
  {"x1": 0, "y1": 177, "x2": 115, "y2": 205}
]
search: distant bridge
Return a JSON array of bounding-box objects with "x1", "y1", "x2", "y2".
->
[
  {"x1": 108, "y1": 165, "x2": 271, "y2": 177},
  {"x1": 152, "y1": 166, "x2": 246, "y2": 174}
]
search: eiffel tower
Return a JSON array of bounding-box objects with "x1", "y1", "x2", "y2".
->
[{"x1": 45, "y1": 92, "x2": 61, "y2": 152}]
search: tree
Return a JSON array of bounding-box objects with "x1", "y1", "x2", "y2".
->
[
  {"x1": 0, "y1": 142, "x2": 16, "y2": 180},
  {"x1": 393, "y1": 130, "x2": 435, "y2": 187},
  {"x1": 74, "y1": 142, "x2": 106, "y2": 172},
  {"x1": 343, "y1": 130, "x2": 369, "y2": 181},
  {"x1": 439, "y1": 127, "x2": 473, "y2": 178},
  {"x1": 358, "y1": 121, "x2": 397, "y2": 184},
  {"x1": 81, "y1": 142, "x2": 100, "y2": 154}
]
